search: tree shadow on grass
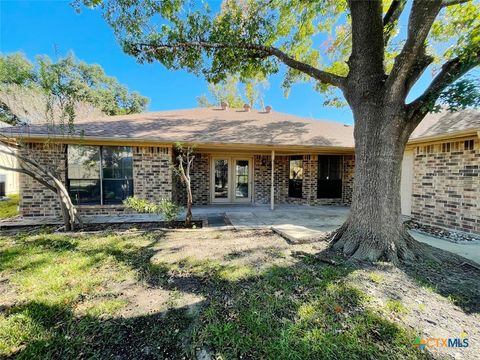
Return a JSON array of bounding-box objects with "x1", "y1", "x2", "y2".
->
[
  {"x1": 2, "y1": 230, "x2": 431, "y2": 359},
  {"x1": 5, "y1": 254, "x2": 429, "y2": 360},
  {"x1": 399, "y1": 243, "x2": 480, "y2": 314},
  {"x1": 4, "y1": 301, "x2": 194, "y2": 360}
]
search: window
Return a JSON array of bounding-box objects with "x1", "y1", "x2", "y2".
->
[
  {"x1": 102, "y1": 146, "x2": 134, "y2": 204},
  {"x1": 317, "y1": 156, "x2": 343, "y2": 199},
  {"x1": 0, "y1": 174, "x2": 5, "y2": 197},
  {"x1": 67, "y1": 145, "x2": 133, "y2": 205},
  {"x1": 465, "y1": 139, "x2": 474, "y2": 151},
  {"x1": 67, "y1": 146, "x2": 101, "y2": 205},
  {"x1": 289, "y1": 156, "x2": 303, "y2": 198}
]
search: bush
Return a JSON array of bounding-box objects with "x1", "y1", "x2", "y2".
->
[
  {"x1": 123, "y1": 197, "x2": 181, "y2": 222},
  {"x1": 157, "y1": 199, "x2": 182, "y2": 222}
]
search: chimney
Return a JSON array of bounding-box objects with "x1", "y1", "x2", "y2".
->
[
  {"x1": 265, "y1": 105, "x2": 272, "y2": 113},
  {"x1": 243, "y1": 103, "x2": 251, "y2": 112},
  {"x1": 220, "y1": 101, "x2": 229, "y2": 110}
]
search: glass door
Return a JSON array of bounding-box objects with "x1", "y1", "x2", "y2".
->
[
  {"x1": 212, "y1": 158, "x2": 231, "y2": 202},
  {"x1": 234, "y1": 159, "x2": 251, "y2": 202},
  {"x1": 211, "y1": 157, "x2": 252, "y2": 203}
]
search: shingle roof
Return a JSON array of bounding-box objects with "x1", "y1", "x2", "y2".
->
[
  {"x1": 2, "y1": 107, "x2": 355, "y2": 148},
  {"x1": 2, "y1": 107, "x2": 478, "y2": 148},
  {"x1": 410, "y1": 109, "x2": 480, "y2": 139}
]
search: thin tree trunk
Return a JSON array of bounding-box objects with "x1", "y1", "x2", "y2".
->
[
  {"x1": 331, "y1": 106, "x2": 424, "y2": 263},
  {"x1": 185, "y1": 180, "x2": 193, "y2": 227},
  {"x1": 54, "y1": 180, "x2": 82, "y2": 231},
  {"x1": 56, "y1": 185, "x2": 73, "y2": 231}
]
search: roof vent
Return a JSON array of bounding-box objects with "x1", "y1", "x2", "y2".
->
[
  {"x1": 265, "y1": 105, "x2": 272, "y2": 113},
  {"x1": 220, "y1": 101, "x2": 229, "y2": 110},
  {"x1": 243, "y1": 103, "x2": 251, "y2": 112}
]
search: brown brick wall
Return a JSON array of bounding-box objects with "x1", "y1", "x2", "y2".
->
[
  {"x1": 411, "y1": 138, "x2": 479, "y2": 234},
  {"x1": 252, "y1": 154, "x2": 354, "y2": 205},
  {"x1": 19, "y1": 143, "x2": 66, "y2": 217},
  {"x1": 132, "y1": 146, "x2": 172, "y2": 202},
  {"x1": 174, "y1": 152, "x2": 210, "y2": 206},
  {"x1": 20, "y1": 144, "x2": 173, "y2": 217}
]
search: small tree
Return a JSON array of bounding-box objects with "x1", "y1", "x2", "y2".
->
[
  {"x1": 0, "y1": 52, "x2": 150, "y2": 230},
  {"x1": 173, "y1": 143, "x2": 195, "y2": 227},
  {"x1": 0, "y1": 139, "x2": 81, "y2": 230}
]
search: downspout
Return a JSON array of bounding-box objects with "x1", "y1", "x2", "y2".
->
[{"x1": 271, "y1": 150, "x2": 275, "y2": 210}]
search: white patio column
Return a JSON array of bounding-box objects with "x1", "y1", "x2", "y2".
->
[{"x1": 270, "y1": 149, "x2": 275, "y2": 210}]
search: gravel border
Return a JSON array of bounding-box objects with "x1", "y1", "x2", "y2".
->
[{"x1": 406, "y1": 220, "x2": 480, "y2": 243}]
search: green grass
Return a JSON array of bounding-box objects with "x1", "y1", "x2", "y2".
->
[
  {"x1": 0, "y1": 194, "x2": 19, "y2": 219},
  {"x1": 0, "y1": 229, "x2": 428, "y2": 359},
  {"x1": 0, "y1": 229, "x2": 192, "y2": 359},
  {"x1": 192, "y1": 259, "x2": 425, "y2": 360},
  {"x1": 368, "y1": 271, "x2": 385, "y2": 284},
  {"x1": 385, "y1": 299, "x2": 408, "y2": 315}
]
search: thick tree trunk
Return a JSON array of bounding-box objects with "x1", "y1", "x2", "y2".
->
[{"x1": 331, "y1": 105, "x2": 423, "y2": 263}]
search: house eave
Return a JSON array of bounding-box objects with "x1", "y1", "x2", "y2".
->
[
  {"x1": 2, "y1": 133, "x2": 355, "y2": 154},
  {"x1": 406, "y1": 128, "x2": 480, "y2": 146}
]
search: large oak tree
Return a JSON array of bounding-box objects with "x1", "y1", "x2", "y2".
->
[{"x1": 83, "y1": 0, "x2": 479, "y2": 262}]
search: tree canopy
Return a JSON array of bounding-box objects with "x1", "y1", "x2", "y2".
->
[
  {"x1": 196, "y1": 75, "x2": 268, "y2": 108},
  {"x1": 82, "y1": 0, "x2": 479, "y2": 114},
  {"x1": 0, "y1": 52, "x2": 149, "y2": 124}
]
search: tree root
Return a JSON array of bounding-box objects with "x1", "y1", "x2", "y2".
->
[{"x1": 328, "y1": 221, "x2": 438, "y2": 264}]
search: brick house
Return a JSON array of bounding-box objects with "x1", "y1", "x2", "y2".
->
[{"x1": 3, "y1": 107, "x2": 479, "y2": 234}]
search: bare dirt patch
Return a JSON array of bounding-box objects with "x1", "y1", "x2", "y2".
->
[{"x1": 2, "y1": 226, "x2": 478, "y2": 359}]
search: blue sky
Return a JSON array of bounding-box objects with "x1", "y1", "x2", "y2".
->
[{"x1": 0, "y1": 1, "x2": 473, "y2": 125}]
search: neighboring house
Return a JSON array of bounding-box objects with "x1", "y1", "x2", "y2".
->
[
  {"x1": 1, "y1": 107, "x2": 479, "y2": 234},
  {"x1": 0, "y1": 121, "x2": 19, "y2": 196}
]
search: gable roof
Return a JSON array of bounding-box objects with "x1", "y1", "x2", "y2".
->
[{"x1": 2, "y1": 107, "x2": 355, "y2": 149}]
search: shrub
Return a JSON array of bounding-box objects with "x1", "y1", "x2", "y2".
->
[
  {"x1": 123, "y1": 197, "x2": 181, "y2": 223},
  {"x1": 157, "y1": 199, "x2": 182, "y2": 223}
]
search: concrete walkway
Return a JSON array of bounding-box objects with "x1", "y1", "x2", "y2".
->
[{"x1": 410, "y1": 231, "x2": 480, "y2": 265}]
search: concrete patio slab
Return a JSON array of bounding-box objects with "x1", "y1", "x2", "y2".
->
[
  {"x1": 225, "y1": 211, "x2": 266, "y2": 229},
  {"x1": 222, "y1": 206, "x2": 480, "y2": 264},
  {"x1": 271, "y1": 224, "x2": 325, "y2": 244},
  {"x1": 410, "y1": 230, "x2": 480, "y2": 265}
]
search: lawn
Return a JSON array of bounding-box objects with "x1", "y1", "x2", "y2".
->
[
  {"x1": 0, "y1": 227, "x2": 478, "y2": 359},
  {"x1": 0, "y1": 194, "x2": 19, "y2": 219}
]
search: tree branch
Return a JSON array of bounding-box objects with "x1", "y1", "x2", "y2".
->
[
  {"x1": 347, "y1": 0, "x2": 384, "y2": 81},
  {"x1": 385, "y1": 0, "x2": 443, "y2": 98},
  {"x1": 0, "y1": 142, "x2": 51, "y2": 179},
  {"x1": 405, "y1": 51, "x2": 435, "y2": 94},
  {"x1": 134, "y1": 41, "x2": 346, "y2": 89},
  {"x1": 0, "y1": 163, "x2": 56, "y2": 192},
  {"x1": 383, "y1": 0, "x2": 407, "y2": 44},
  {"x1": 441, "y1": 0, "x2": 471, "y2": 7},
  {"x1": 407, "y1": 53, "x2": 480, "y2": 123}
]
